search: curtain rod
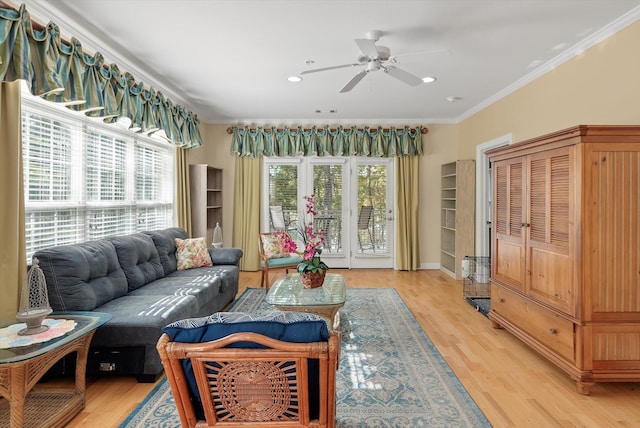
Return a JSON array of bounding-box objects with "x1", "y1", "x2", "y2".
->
[{"x1": 226, "y1": 126, "x2": 428, "y2": 134}]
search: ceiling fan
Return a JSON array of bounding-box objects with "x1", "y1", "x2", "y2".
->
[{"x1": 301, "y1": 30, "x2": 433, "y2": 93}]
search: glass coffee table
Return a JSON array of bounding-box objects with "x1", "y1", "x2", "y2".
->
[{"x1": 266, "y1": 273, "x2": 347, "y2": 330}]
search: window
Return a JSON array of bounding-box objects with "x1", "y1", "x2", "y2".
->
[{"x1": 22, "y1": 96, "x2": 175, "y2": 260}]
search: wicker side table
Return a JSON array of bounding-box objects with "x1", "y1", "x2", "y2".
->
[{"x1": 0, "y1": 312, "x2": 110, "y2": 428}]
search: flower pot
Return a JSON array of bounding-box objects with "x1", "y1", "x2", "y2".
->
[{"x1": 300, "y1": 271, "x2": 326, "y2": 289}]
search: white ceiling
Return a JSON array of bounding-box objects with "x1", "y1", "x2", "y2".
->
[{"x1": 13, "y1": 0, "x2": 640, "y2": 125}]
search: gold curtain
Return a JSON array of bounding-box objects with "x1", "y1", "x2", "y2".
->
[
  {"x1": 0, "y1": 81, "x2": 26, "y2": 321},
  {"x1": 174, "y1": 147, "x2": 191, "y2": 235},
  {"x1": 232, "y1": 156, "x2": 261, "y2": 271},
  {"x1": 395, "y1": 155, "x2": 420, "y2": 270}
]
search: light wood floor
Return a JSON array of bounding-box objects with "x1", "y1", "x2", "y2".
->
[{"x1": 59, "y1": 269, "x2": 639, "y2": 427}]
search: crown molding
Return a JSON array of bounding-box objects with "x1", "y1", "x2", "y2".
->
[{"x1": 456, "y1": 5, "x2": 640, "y2": 123}]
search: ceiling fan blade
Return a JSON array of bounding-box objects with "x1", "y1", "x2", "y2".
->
[
  {"x1": 383, "y1": 66, "x2": 423, "y2": 86},
  {"x1": 340, "y1": 70, "x2": 368, "y2": 93},
  {"x1": 355, "y1": 38, "x2": 379, "y2": 58},
  {"x1": 301, "y1": 63, "x2": 361, "y2": 75}
]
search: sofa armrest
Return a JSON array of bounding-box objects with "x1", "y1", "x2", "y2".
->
[{"x1": 208, "y1": 248, "x2": 243, "y2": 266}]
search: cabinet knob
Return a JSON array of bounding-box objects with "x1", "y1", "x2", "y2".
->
[
  {"x1": 521, "y1": 223, "x2": 530, "y2": 228},
  {"x1": 498, "y1": 298, "x2": 505, "y2": 303},
  {"x1": 549, "y1": 328, "x2": 558, "y2": 335}
]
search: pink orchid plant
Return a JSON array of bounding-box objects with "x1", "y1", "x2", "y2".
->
[{"x1": 275, "y1": 195, "x2": 328, "y2": 274}]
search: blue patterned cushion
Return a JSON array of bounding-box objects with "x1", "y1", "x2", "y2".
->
[
  {"x1": 163, "y1": 311, "x2": 329, "y2": 344},
  {"x1": 163, "y1": 311, "x2": 329, "y2": 420}
]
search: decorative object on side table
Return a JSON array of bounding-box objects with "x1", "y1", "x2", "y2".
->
[
  {"x1": 276, "y1": 194, "x2": 329, "y2": 288},
  {"x1": 16, "y1": 257, "x2": 52, "y2": 335}
]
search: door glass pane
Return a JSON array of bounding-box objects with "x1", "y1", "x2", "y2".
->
[
  {"x1": 357, "y1": 164, "x2": 389, "y2": 254},
  {"x1": 267, "y1": 164, "x2": 298, "y2": 232},
  {"x1": 312, "y1": 164, "x2": 343, "y2": 254}
]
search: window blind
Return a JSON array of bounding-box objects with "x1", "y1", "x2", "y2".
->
[{"x1": 22, "y1": 97, "x2": 175, "y2": 260}]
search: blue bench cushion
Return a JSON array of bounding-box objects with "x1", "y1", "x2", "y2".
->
[{"x1": 163, "y1": 311, "x2": 329, "y2": 421}]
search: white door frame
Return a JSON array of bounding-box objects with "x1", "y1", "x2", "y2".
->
[{"x1": 475, "y1": 134, "x2": 512, "y2": 257}]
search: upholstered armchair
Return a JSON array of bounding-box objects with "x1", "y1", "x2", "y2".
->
[
  {"x1": 258, "y1": 232, "x2": 302, "y2": 291},
  {"x1": 157, "y1": 312, "x2": 339, "y2": 427}
]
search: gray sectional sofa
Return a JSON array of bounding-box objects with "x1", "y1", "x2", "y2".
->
[{"x1": 34, "y1": 227, "x2": 243, "y2": 382}]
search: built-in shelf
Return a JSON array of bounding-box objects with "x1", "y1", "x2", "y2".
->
[
  {"x1": 190, "y1": 164, "x2": 222, "y2": 245},
  {"x1": 440, "y1": 160, "x2": 475, "y2": 279}
]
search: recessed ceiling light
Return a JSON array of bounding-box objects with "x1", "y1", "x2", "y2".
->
[
  {"x1": 288, "y1": 76, "x2": 303, "y2": 82},
  {"x1": 422, "y1": 76, "x2": 436, "y2": 83},
  {"x1": 446, "y1": 96, "x2": 462, "y2": 102}
]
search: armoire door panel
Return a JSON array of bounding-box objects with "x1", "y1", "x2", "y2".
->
[
  {"x1": 528, "y1": 246, "x2": 573, "y2": 314},
  {"x1": 526, "y1": 147, "x2": 575, "y2": 314},
  {"x1": 494, "y1": 238, "x2": 525, "y2": 291}
]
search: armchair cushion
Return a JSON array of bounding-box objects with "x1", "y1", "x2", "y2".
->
[{"x1": 260, "y1": 255, "x2": 302, "y2": 268}]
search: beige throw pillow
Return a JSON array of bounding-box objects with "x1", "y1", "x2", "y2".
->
[
  {"x1": 261, "y1": 234, "x2": 289, "y2": 259},
  {"x1": 175, "y1": 237, "x2": 213, "y2": 271}
]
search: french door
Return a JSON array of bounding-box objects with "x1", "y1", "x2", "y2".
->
[{"x1": 262, "y1": 157, "x2": 394, "y2": 268}]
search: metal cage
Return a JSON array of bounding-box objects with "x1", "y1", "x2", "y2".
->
[{"x1": 462, "y1": 256, "x2": 491, "y2": 299}]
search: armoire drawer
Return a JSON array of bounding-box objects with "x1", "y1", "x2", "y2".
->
[{"x1": 492, "y1": 284, "x2": 575, "y2": 362}]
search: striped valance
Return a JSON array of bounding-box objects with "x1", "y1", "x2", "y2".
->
[
  {"x1": 0, "y1": 4, "x2": 202, "y2": 147},
  {"x1": 230, "y1": 125, "x2": 426, "y2": 157}
]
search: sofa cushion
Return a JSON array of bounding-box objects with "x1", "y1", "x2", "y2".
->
[
  {"x1": 126, "y1": 273, "x2": 221, "y2": 313},
  {"x1": 92, "y1": 294, "x2": 200, "y2": 348},
  {"x1": 34, "y1": 240, "x2": 128, "y2": 311},
  {"x1": 175, "y1": 237, "x2": 213, "y2": 271},
  {"x1": 144, "y1": 227, "x2": 189, "y2": 275},
  {"x1": 109, "y1": 233, "x2": 164, "y2": 291}
]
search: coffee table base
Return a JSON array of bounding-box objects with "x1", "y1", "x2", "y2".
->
[{"x1": 274, "y1": 304, "x2": 342, "y2": 331}]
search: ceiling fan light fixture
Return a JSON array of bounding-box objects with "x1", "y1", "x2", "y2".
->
[
  {"x1": 422, "y1": 76, "x2": 437, "y2": 83},
  {"x1": 287, "y1": 75, "x2": 303, "y2": 83}
]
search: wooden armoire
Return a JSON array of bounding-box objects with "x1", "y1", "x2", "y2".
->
[{"x1": 487, "y1": 125, "x2": 640, "y2": 394}]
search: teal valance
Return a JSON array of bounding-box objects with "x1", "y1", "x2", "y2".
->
[
  {"x1": 230, "y1": 125, "x2": 425, "y2": 157},
  {"x1": 0, "y1": 4, "x2": 202, "y2": 147}
]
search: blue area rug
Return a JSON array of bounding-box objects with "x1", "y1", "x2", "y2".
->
[{"x1": 120, "y1": 288, "x2": 491, "y2": 427}]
